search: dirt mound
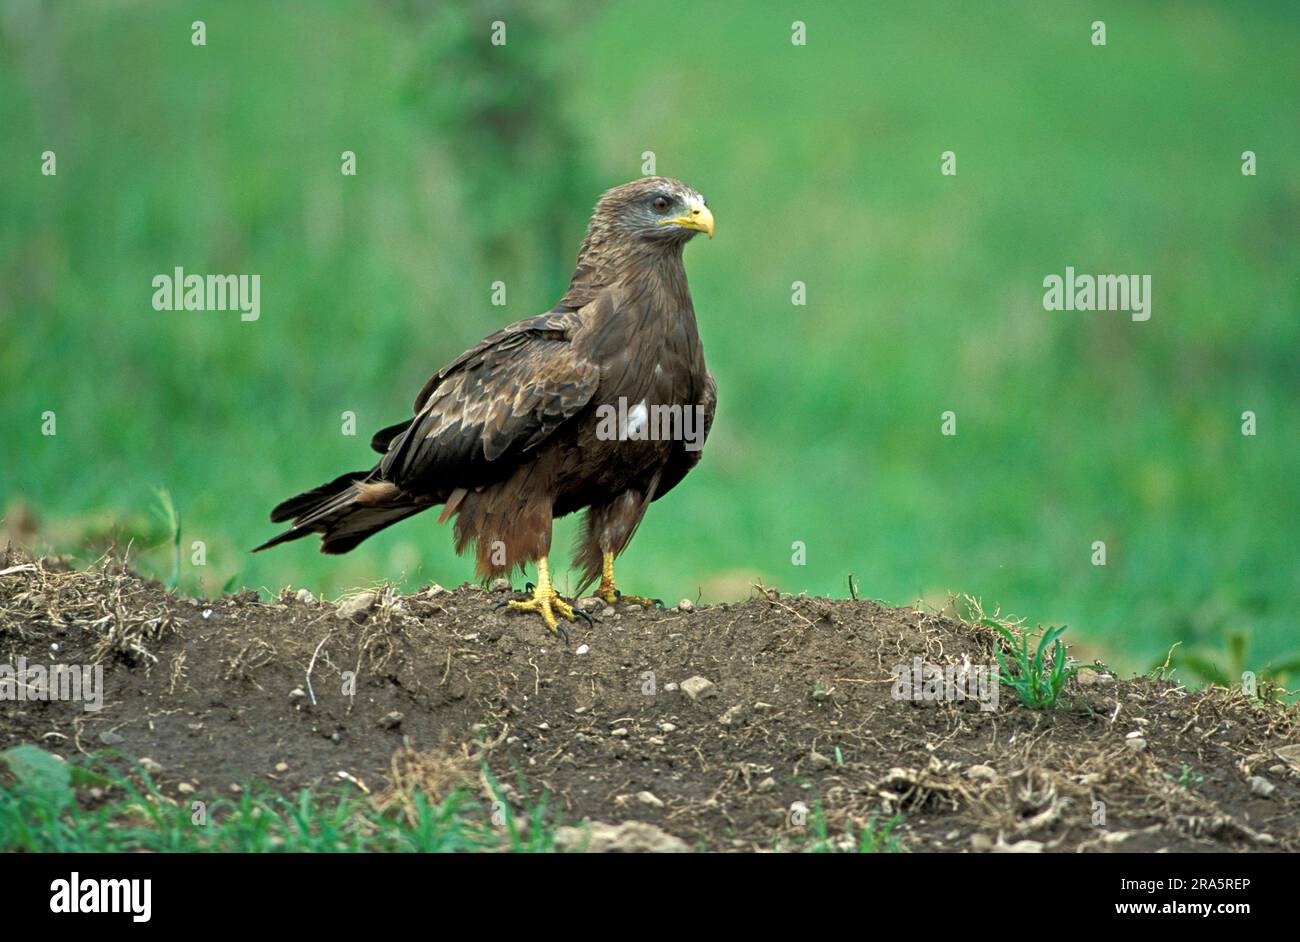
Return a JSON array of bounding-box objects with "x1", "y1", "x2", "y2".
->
[{"x1": 1, "y1": 548, "x2": 1296, "y2": 852}]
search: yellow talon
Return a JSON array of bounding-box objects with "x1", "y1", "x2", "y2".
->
[
  {"x1": 503, "y1": 557, "x2": 579, "y2": 641},
  {"x1": 596, "y1": 552, "x2": 663, "y2": 608}
]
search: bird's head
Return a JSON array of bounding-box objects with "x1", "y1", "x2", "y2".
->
[{"x1": 591, "y1": 176, "x2": 714, "y2": 245}]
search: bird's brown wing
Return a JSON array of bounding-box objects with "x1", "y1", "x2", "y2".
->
[
  {"x1": 653, "y1": 369, "x2": 716, "y2": 501},
  {"x1": 378, "y1": 310, "x2": 600, "y2": 487}
]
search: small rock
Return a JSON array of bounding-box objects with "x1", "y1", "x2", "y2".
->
[
  {"x1": 177, "y1": 782, "x2": 196, "y2": 795},
  {"x1": 576, "y1": 597, "x2": 604, "y2": 612},
  {"x1": 1249, "y1": 775, "x2": 1275, "y2": 797},
  {"x1": 1076, "y1": 668, "x2": 1114, "y2": 686},
  {"x1": 553, "y1": 820, "x2": 689, "y2": 853},
  {"x1": 636, "y1": 791, "x2": 664, "y2": 809},
  {"x1": 611, "y1": 728, "x2": 629, "y2": 738},
  {"x1": 970, "y1": 833, "x2": 993, "y2": 852},
  {"x1": 422, "y1": 584, "x2": 446, "y2": 598},
  {"x1": 992, "y1": 837, "x2": 1044, "y2": 854},
  {"x1": 808, "y1": 750, "x2": 833, "y2": 771},
  {"x1": 378, "y1": 711, "x2": 403, "y2": 730},
  {"x1": 98, "y1": 731, "x2": 124, "y2": 746},
  {"x1": 658, "y1": 722, "x2": 677, "y2": 733},
  {"x1": 139, "y1": 757, "x2": 163, "y2": 776},
  {"x1": 965, "y1": 764, "x2": 997, "y2": 782},
  {"x1": 575, "y1": 644, "x2": 590, "y2": 655},
  {"x1": 1268, "y1": 764, "x2": 1287, "y2": 776},
  {"x1": 756, "y1": 777, "x2": 777, "y2": 793},
  {"x1": 336, "y1": 591, "x2": 377, "y2": 622},
  {"x1": 289, "y1": 687, "x2": 307, "y2": 702},
  {"x1": 663, "y1": 682, "x2": 679, "y2": 693},
  {"x1": 677, "y1": 599, "x2": 694, "y2": 612},
  {"x1": 274, "y1": 762, "x2": 289, "y2": 773},
  {"x1": 490, "y1": 578, "x2": 511, "y2": 592},
  {"x1": 295, "y1": 588, "x2": 316, "y2": 604},
  {"x1": 229, "y1": 784, "x2": 242, "y2": 794},
  {"x1": 754, "y1": 701, "x2": 776, "y2": 712},
  {"x1": 1125, "y1": 737, "x2": 1147, "y2": 752},
  {"x1": 718, "y1": 705, "x2": 747, "y2": 727},
  {"x1": 680, "y1": 676, "x2": 717, "y2": 701}
]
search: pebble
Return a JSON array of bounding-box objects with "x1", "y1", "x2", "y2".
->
[
  {"x1": 1125, "y1": 737, "x2": 1147, "y2": 752},
  {"x1": 965, "y1": 764, "x2": 997, "y2": 782},
  {"x1": 808, "y1": 750, "x2": 833, "y2": 771},
  {"x1": 611, "y1": 728, "x2": 629, "y2": 738},
  {"x1": 677, "y1": 599, "x2": 694, "y2": 612},
  {"x1": 680, "y1": 676, "x2": 717, "y2": 701},
  {"x1": 378, "y1": 711, "x2": 403, "y2": 729},
  {"x1": 490, "y1": 578, "x2": 511, "y2": 592},
  {"x1": 177, "y1": 783, "x2": 195, "y2": 795},
  {"x1": 718, "y1": 705, "x2": 746, "y2": 727},
  {"x1": 295, "y1": 588, "x2": 316, "y2": 604},
  {"x1": 636, "y1": 791, "x2": 664, "y2": 808},
  {"x1": 336, "y1": 591, "x2": 376, "y2": 622},
  {"x1": 1076, "y1": 668, "x2": 1114, "y2": 686},
  {"x1": 139, "y1": 757, "x2": 163, "y2": 776},
  {"x1": 1249, "y1": 775, "x2": 1275, "y2": 797},
  {"x1": 575, "y1": 644, "x2": 590, "y2": 655},
  {"x1": 274, "y1": 762, "x2": 289, "y2": 773},
  {"x1": 756, "y1": 777, "x2": 777, "y2": 793}
]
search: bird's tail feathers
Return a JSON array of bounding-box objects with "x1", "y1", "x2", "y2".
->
[{"x1": 254, "y1": 472, "x2": 422, "y2": 554}]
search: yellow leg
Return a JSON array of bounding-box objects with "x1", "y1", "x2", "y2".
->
[
  {"x1": 501, "y1": 557, "x2": 581, "y2": 641},
  {"x1": 596, "y1": 552, "x2": 663, "y2": 608}
]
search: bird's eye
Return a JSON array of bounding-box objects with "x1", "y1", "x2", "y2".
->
[{"x1": 652, "y1": 196, "x2": 671, "y2": 213}]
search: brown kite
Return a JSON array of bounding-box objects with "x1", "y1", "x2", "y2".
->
[{"x1": 255, "y1": 177, "x2": 717, "y2": 639}]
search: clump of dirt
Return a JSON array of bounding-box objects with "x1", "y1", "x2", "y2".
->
[{"x1": 1, "y1": 547, "x2": 1296, "y2": 852}]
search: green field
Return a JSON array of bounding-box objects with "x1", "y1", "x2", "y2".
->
[{"x1": 3, "y1": 1, "x2": 1297, "y2": 678}]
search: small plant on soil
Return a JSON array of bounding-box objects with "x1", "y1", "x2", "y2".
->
[
  {"x1": 803, "y1": 803, "x2": 904, "y2": 853},
  {"x1": 987, "y1": 622, "x2": 1083, "y2": 710},
  {"x1": 1163, "y1": 763, "x2": 1204, "y2": 790}
]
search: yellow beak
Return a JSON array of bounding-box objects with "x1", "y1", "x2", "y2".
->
[{"x1": 660, "y1": 202, "x2": 715, "y2": 238}]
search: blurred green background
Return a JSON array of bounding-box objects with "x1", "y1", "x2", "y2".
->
[{"x1": 2, "y1": 1, "x2": 1297, "y2": 679}]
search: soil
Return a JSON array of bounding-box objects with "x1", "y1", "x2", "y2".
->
[{"x1": 1, "y1": 547, "x2": 1296, "y2": 852}]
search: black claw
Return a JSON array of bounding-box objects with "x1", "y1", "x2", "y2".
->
[
  {"x1": 525, "y1": 581, "x2": 535, "y2": 592},
  {"x1": 556, "y1": 623, "x2": 570, "y2": 645},
  {"x1": 494, "y1": 599, "x2": 511, "y2": 611},
  {"x1": 572, "y1": 607, "x2": 594, "y2": 626},
  {"x1": 651, "y1": 597, "x2": 665, "y2": 609}
]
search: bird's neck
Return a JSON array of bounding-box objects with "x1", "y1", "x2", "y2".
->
[{"x1": 559, "y1": 235, "x2": 687, "y2": 310}]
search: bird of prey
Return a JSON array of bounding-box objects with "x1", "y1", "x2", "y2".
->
[{"x1": 255, "y1": 177, "x2": 717, "y2": 639}]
